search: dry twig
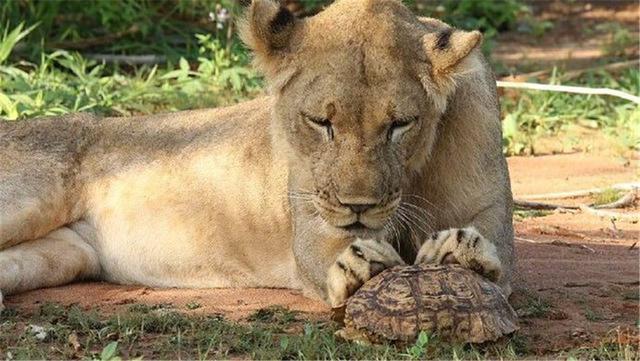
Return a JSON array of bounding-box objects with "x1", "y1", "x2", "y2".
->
[
  {"x1": 514, "y1": 199, "x2": 578, "y2": 210},
  {"x1": 515, "y1": 236, "x2": 595, "y2": 253},
  {"x1": 579, "y1": 205, "x2": 639, "y2": 223}
]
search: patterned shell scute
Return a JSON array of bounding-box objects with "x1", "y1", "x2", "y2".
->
[{"x1": 344, "y1": 264, "x2": 519, "y2": 343}]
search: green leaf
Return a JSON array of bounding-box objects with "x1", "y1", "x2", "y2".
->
[
  {"x1": 100, "y1": 341, "x2": 119, "y2": 361},
  {"x1": 502, "y1": 113, "x2": 520, "y2": 138},
  {"x1": 280, "y1": 337, "x2": 289, "y2": 350},
  {"x1": 179, "y1": 57, "x2": 190, "y2": 71},
  {"x1": 0, "y1": 92, "x2": 18, "y2": 119},
  {"x1": 416, "y1": 330, "x2": 429, "y2": 347},
  {"x1": 0, "y1": 23, "x2": 39, "y2": 65}
]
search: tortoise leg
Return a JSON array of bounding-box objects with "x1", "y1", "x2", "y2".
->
[
  {"x1": 326, "y1": 238, "x2": 405, "y2": 307},
  {"x1": 335, "y1": 327, "x2": 372, "y2": 345},
  {"x1": 414, "y1": 227, "x2": 502, "y2": 282}
]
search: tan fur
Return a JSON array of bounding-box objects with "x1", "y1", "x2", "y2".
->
[{"x1": 0, "y1": 0, "x2": 514, "y2": 309}]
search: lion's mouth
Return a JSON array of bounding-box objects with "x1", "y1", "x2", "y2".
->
[
  {"x1": 311, "y1": 198, "x2": 395, "y2": 237},
  {"x1": 337, "y1": 220, "x2": 382, "y2": 238},
  {"x1": 339, "y1": 221, "x2": 369, "y2": 232}
]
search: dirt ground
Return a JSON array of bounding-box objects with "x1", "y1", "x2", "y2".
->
[
  {"x1": 5, "y1": 152, "x2": 638, "y2": 355},
  {"x1": 494, "y1": 0, "x2": 639, "y2": 74}
]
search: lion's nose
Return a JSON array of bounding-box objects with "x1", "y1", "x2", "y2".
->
[
  {"x1": 336, "y1": 195, "x2": 380, "y2": 214},
  {"x1": 346, "y1": 203, "x2": 375, "y2": 214}
]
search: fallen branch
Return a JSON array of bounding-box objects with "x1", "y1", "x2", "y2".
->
[
  {"x1": 579, "y1": 205, "x2": 639, "y2": 223},
  {"x1": 540, "y1": 225, "x2": 590, "y2": 240},
  {"x1": 516, "y1": 189, "x2": 637, "y2": 211},
  {"x1": 564, "y1": 282, "x2": 593, "y2": 288},
  {"x1": 496, "y1": 81, "x2": 640, "y2": 104},
  {"x1": 514, "y1": 199, "x2": 578, "y2": 210},
  {"x1": 549, "y1": 240, "x2": 595, "y2": 253},
  {"x1": 517, "y1": 182, "x2": 640, "y2": 200},
  {"x1": 514, "y1": 236, "x2": 542, "y2": 244},
  {"x1": 85, "y1": 54, "x2": 166, "y2": 65},
  {"x1": 515, "y1": 236, "x2": 595, "y2": 253}
]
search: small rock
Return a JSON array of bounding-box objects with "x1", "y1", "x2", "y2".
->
[
  {"x1": 68, "y1": 332, "x2": 82, "y2": 352},
  {"x1": 570, "y1": 328, "x2": 591, "y2": 342},
  {"x1": 26, "y1": 324, "x2": 49, "y2": 341}
]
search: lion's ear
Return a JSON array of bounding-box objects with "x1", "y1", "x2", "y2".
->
[
  {"x1": 422, "y1": 28, "x2": 482, "y2": 77},
  {"x1": 239, "y1": 0, "x2": 298, "y2": 77}
]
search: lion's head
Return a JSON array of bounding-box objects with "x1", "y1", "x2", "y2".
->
[{"x1": 241, "y1": 0, "x2": 485, "y2": 238}]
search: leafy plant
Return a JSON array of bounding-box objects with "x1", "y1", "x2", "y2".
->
[
  {"x1": 0, "y1": 0, "x2": 243, "y2": 63},
  {"x1": 0, "y1": 23, "x2": 37, "y2": 65},
  {"x1": 99, "y1": 342, "x2": 121, "y2": 361},
  {"x1": 513, "y1": 209, "x2": 552, "y2": 221},
  {"x1": 0, "y1": 24, "x2": 261, "y2": 120},
  {"x1": 592, "y1": 188, "x2": 623, "y2": 206},
  {"x1": 516, "y1": 7, "x2": 554, "y2": 38},
  {"x1": 405, "y1": 331, "x2": 430, "y2": 359},
  {"x1": 501, "y1": 67, "x2": 640, "y2": 155},
  {"x1": 596, "y1": 22, "x2": 634, "y2": 57},
  {"x1": 436, "y1": 0, "x2": 525, "y2": 32}
]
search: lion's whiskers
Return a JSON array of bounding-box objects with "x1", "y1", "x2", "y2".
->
[
  {"x1": 296, "y1": 209, "x2": 322, "y2": 242},
  {"x1": 393, "y1": 200, "x2": 435, "y2": 251},
  {"x1": 382, "y1": 212, "x2": 403, "y2": 251}
]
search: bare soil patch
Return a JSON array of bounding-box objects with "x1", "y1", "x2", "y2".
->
[
  {"x1": 5, "y1": 152, "x2": 639, "y2": 356},
  {"x1": 494, "y1": 0, "x2": 639, "y2": 73}
]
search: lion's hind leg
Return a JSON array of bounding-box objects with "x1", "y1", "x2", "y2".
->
[
  {"x1": 1, "y1": 115, "x2": 89, "y2": 251},
  {"x1": 0, "y1": 159, "x2": 80, "y2": 250},
  {"x1": 0, "y1": 226, "x2": 101, "y2": 310}
]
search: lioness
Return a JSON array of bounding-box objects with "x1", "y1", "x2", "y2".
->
[{"x1": 0, "y1": 0, "x2": 514, "y2": 311}]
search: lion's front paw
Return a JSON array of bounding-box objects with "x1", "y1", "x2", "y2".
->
[
  {"x1": 415, "y1": 227, "x2": 502, "y2": 282},
  {"x1": 326, "y1": 238, "x2": 405, "y2": 307}
]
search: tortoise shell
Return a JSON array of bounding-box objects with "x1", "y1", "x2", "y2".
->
[{"x1": 342, "y1": 264, "x2": 518, "y2": 344}]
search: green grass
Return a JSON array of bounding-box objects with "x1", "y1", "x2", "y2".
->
[
  {"x1": 561, "y1": 338, "x2": 639, "y2": 361},
  {"x1": 501, "y1": 67, "x2": 640, "y2": 155},
  {"x1": 583, "y1": 307, "x2": 604, "y2": 322},
  {"x1": 0, "y1": 25, "x2": 261, "y2": 119},
  {"x1": 514, "y1": 295, "x2": 551, "y2": 319},
  {"x1": 4, "y1": 302, "x2": 635, "y2": 360},
  {"x1": 246, "y1": 305, "x2": 299, "y2": 326},
  {"x1": 0, "y1": 0, "x2": 243, "y2": 63},
  {"x1": 513, "y1": 209, "x2": 552, "y2": 221},
  {"x1": 592, "y1": 188, "x2": 624, "y2": 206},
  {"x1": 0, "y1": 303, "x2": 528, "y2": 360}
]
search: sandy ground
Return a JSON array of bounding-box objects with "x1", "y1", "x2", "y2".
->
[{"x1": 5, "y1": 153, "x2": 639, "y2": 354}]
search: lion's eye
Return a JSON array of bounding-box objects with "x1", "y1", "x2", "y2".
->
[
  {"x1": 302, "y1": 113, "x2": 334, "y2": 141},
  {"x1": 387, "y1": 117, "x2": 417, "y2": 142}
]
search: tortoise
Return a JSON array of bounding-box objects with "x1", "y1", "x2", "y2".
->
[{"x1": 333, "y1": 264, "x2": 519, "y2": 344}]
